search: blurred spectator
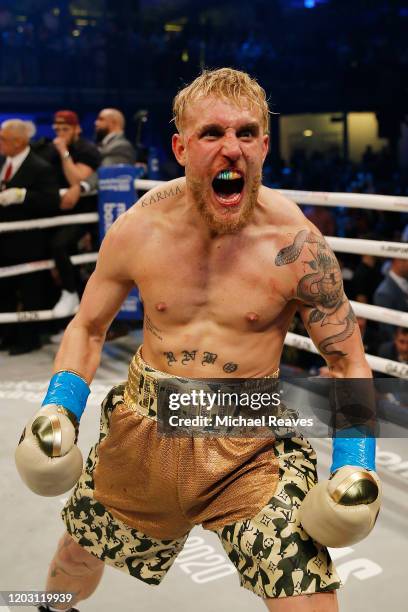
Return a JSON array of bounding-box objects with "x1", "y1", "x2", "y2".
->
[
  {"x1": 374, "y1": 258, "x2": 408, "y2": 340},
  {"x1": 50, "y1": 110, "x2": 101, "y2": 187},
  {"x1": 350, "y1": 254, "x2": 382, "y2": 303},
  {"x1": 304, "y1": 205, "x2": 336, "y2": 236},
  {"x1": 61, "y1": 108, "x2": 136, "y2": 209},
  {"x1": 378, "y1": 327, "x2": 408, "y2": 364},
  {"x1": 0, "y1": 119, "x2": 59, "y2": 354},
  {"x1": 60, "y1": 108, "x2": 138, "y2": 341},
  {"x1": 41, "y1": 110, "x2": 101, "y2": 317},
  {"x1": 357, "y1": 316, "x2": 384, "y2": 355}
]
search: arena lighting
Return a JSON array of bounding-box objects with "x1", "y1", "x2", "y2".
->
[
  {"x1": 303, "y1": 129, "x2": 313, "y2": 137},
  {"x1": 304, "y1": 0, "x2": 316, "y2": 7},
  {"x1": 165, "y1": 23, "x2": 183, "y2": 32}
]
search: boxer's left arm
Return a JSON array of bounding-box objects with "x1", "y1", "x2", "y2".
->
[
  {"x1": 15, "y1": 214, "x2": 135, "y2": 495},
  {"x1": 275, "y1": 226, "x2": 381, "y2": 546}
]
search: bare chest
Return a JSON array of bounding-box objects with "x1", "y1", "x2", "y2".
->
[{"x1": 135, "y1": 235, "x2": 291, "y2": 328}]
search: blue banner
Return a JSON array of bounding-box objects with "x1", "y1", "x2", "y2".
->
[{"x1": 97, "y1": 165, "x2": 143, "y2": 320}]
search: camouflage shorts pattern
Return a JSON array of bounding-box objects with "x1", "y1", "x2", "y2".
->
[{"x1": 62, "y1": 383, "x2": 341, "y2": 599}]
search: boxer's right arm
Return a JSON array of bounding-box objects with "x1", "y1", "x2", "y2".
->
[{"x1": 15, "y1": 215, "x2": 135, "y2": 496}]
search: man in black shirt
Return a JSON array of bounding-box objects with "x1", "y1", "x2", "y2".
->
[
  {"x1": 46, "y1": 110, "x2": 101, "y2": 317},
  {"x1": 47, "y1": 110, "x2": 101, "y2": 188}
]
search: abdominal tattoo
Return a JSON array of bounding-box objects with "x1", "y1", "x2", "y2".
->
[
  {"x1": 275, "y1": 230, "x2": 356, "y2": 356},
  {"x1": 145, "y1": 315, "x2": 163, "y2": 341},
  {"x1": 140, "y1": 184, "x2": 183, "y2": 208},
  {"x1": 163, "y1": 350, "x2": 238, "y2": 372}
]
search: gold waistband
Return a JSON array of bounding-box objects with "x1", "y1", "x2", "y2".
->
[{"x1": 124, "y1": 346, "x2": 280, "y2": 419}]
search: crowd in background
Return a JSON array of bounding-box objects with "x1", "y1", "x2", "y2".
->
[
  {"x1": 270, "y1": 147, "x2": 408, "y2": 373},
  {"x1": 0, "y1": 0, "x2": 407, "y2": 368},
  {"x1": 0, "y1": 108, "x2": 139, "y2": 354},
  {"x1": 0, "y1": 105, "x2": 406, "y2": 369},
  {"x1": 0, "y1": 0, "x2": 406, "y2": 99}
]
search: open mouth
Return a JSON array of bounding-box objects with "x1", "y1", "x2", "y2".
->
[{"x1": 212, "y1": 170, "x2": 245, "y2": 206}]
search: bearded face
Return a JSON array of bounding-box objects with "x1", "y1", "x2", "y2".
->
[{"x1": 172, "y1": 96, "x2": 269, "y2": 235}]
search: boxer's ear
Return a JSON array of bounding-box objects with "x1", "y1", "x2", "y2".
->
[
  {"x1": 172, "y1": 133, "x2": 186, "y2": 166},
  {"x1": 262, "y1": 134, "x2": 269, "y2": 161}
]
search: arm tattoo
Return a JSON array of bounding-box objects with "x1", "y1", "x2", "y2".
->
[
  {"x1": 275, "y1": 230, "x2": 356, "y2": 356},
  {"x1": 140, "y1": 184, "x2": 183, "y2": 208}
]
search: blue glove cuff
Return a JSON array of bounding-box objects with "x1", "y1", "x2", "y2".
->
[
  {"x1": 331, "y1": 426, "x2": 376, "y2": 473},
  {"x1": 42, "y1": 370, "x2": 90, "y2": 422}
]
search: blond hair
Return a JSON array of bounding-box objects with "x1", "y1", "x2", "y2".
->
[{"x1": 173, "y1": 68, "x2": 270, "y2": 134}]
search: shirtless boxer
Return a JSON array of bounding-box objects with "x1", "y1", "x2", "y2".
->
[{"x1": 16, "y1": 68, "x2": 380, "y2": 612}]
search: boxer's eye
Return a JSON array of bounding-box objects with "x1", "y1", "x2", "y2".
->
[{"x1": 201, "y1": 127, "x2": 223, "y2": 140}]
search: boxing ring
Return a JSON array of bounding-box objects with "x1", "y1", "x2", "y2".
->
[
  {"x1": 0, "y1": 183, "x2": 407, "y2": 611},
  {"x1": 1, "y1": 180, "x2": 408, "y2": 377}
]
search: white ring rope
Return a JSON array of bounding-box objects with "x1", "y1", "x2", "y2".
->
[
  {"x1": 0, "y1": 279, "x2": 405, "y2": 327},
  {"x1": 326, "y1": 236, "x2": 408, "y2": 259},
  {"x1": 285, "y1": 332, "x2": 408, "y2": 379},
  {"x1": 1, "y1": 251, "x2": 407, "y2": 328},
  {"x1": 0, "y1": 212, "x2": 98, "y2": 232},
  {"x1": 0, "y1": 222, "x2": 406, "y2": 261},
  {"x1": 2, "y1": 180, "x2": 408, "y2": 234},
  {"x1": 136, "y1": 180, "x2": 408, "y2": 212},
  {"x1": 350, "y1": 300, "x2": 408, "y2": 328},
  {"x1": 0, "y1": 308, "x2": 79, "y2": 324},
  {"x1": 276, "y1": 189, "x2": 408, "y2": 213},
  {"x1": 0, "y1": 306, "x2": 403, "y2": 376},
  {"x1": 1, "y1": 180, "x2": 407, "y2": 377},
  {"x1": 0, "y1": 253, "x2": 98, "y2": 279}
]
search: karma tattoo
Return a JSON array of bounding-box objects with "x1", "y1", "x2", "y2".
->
[
  {"x1": 140, "y1": 184, "x2": 183, "y2": 208},
  {"x1": 275, "y1": 230, "x2": 356, "y2": 356}
]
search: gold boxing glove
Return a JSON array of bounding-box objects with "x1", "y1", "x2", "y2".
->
[
  {"x1": 299, "y1": 465, "x2": 381, "y2": 547},
  {"x1": 15, "y1": 404, "x2": 83, "y2": 496}
]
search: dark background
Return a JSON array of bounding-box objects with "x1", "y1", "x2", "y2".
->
[{"x1": 0, "y1": 0, "x2": 406, "y2": 173}]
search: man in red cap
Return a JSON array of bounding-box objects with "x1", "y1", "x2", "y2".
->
[
  {"x1": 52, "y1": 110, "x2": 101, "y2": 189},
  {"x1": 47, "y1": 110, "x2": 101, "y2": 317}
]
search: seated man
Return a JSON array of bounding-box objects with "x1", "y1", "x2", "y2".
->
[
  {"x1": 0, "y1": 118, "x2": 60, "y2": 354},
  {"x1": 44, "y1": 110, "x2": 102, "y2": 317},
  {"x1": 16, "y1": 69, "x2": 380, "y2": 611}
]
